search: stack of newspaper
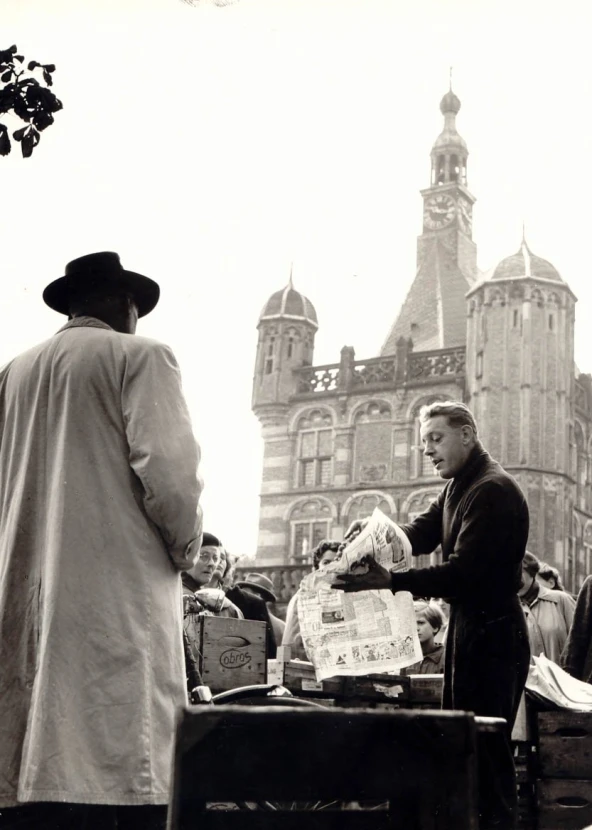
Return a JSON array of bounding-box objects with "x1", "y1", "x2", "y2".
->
[
  {"x1": 526, "y1": 654, "x2": 592, "y2": 711},
  {"x1": 297, "y1": 508, "x2": 422, "y2": 681}
]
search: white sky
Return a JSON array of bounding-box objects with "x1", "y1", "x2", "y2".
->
[{"x1": 1, "y1": 0, "x2": 591, "y2": 556}]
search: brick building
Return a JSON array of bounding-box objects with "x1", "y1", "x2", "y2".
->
[{"x1": 251, "y1": 85, "x2": 592, "y2": 593}]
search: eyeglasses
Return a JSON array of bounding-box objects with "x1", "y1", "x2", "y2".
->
[{"x1": 197, "y1": 550, "x2": 220, "y2": 563}]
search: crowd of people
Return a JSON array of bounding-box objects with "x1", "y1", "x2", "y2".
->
[{"x1": 1, "y1": 251, "x2": 592, "y2": 830}]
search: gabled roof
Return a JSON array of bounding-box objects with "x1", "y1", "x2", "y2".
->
[{"x1": 381, "y1": 237, "x2": 471, "y2": 354}]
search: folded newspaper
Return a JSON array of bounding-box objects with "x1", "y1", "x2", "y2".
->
[
  {"x1": 526, "y1": 654, "x2": 592, "y2": 711},
  {"x1": 297, "y1": 508, "x2": 422, "y2": 681}
]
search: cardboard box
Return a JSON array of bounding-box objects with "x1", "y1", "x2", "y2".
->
[{"x1": 194, "y1": 617, "x2": 267, "y2": 692}]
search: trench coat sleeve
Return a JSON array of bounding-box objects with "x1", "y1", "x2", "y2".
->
[
  {"x1": 561, "y1": 576, "x2": 592, "y2": 681},
  {"x1": 399, "y1": 488, "x2": 446, "y2": 555},
  {"x1": 121, "y1": 340, "x2": 203, "y2": 571},
  {"x1": 558, "y1": 592, "x2": 576, "y2": 632},
  {"x1": 392, "y1": 479, "x2": 518, "y2": 599}
]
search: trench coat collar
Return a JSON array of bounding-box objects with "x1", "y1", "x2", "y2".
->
[
  {"x1": 57, "y1": 316, "x2": 114, "y2": 334},
  {"x1": 529, "y1": 585, "x2": 560, "y2": 607}
]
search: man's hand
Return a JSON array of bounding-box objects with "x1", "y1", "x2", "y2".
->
[
  {"x1": 331, "y1": 557, "x2": 392, "y2": 593},
  {"x1": 343, "y1": 517, "x2": 370, "y2": 542}
]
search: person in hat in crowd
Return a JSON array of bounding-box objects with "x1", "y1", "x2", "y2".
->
[
  {"x1": 561, "y1": 574, "x2": 592, "y2": 684},
  {"x1": 282, "y1": 539, "x2": 342, "y2": 661},
  {"x1": 402, "y1": 600, "x2": 446, "y2": 675},
  {"x1": 236, "y1": 572, "x2": 286, "y2": 645},
  {"x1": 0, "y1": 252, "x2": 203, "y2": 830},
  {"x1": 519, "y1": 551, "x2": 576, "y2": 663},
  {"x1": 333, "y1": 401, "x2": 531, "y2": 830},
  {"x1": 537, "y1": 562, "x2": 566, "y2": 592},
  {"x1": 224, "y1": 555, "x2": 279, "y2": 658},
  {"x1": 182, "y1": 533, "x2": 243, "y2": 698},
  {"x1": 182, "y1": 533, "x2": 243, "y2": 620}
]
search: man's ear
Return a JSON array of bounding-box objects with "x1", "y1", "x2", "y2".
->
[{"x1": 461, "y1": 425, "x2": 474, "y2": 445}]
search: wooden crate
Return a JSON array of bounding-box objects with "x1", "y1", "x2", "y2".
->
[
  {"x1": 268, "y1": 658, "x2": 411, "y2": 704},
  {"x1": 538, "y1": 711, "x2": 592, "y2": 780},
  {"x1": 537, "y1": 778, "x2": 592, "y2": 829},
  {"x1": 197, "y1": 617, "x2": 267, "y2": 692},
  {"x1": 408, "y1": 674, "x2": 444, "y2": 706}
]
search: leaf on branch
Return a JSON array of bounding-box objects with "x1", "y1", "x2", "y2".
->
[
  {"x1": 43, "y1": 70, "x2": 53, "y2": 87},
  {"x1": 0, "y1": 89, "x2": 14, "y2": 115},
  {"x1": 12, "y1": 126, "x2": 26, "y2": 141},
  {"x1": 0, "y1": 47, "x2": 16, "y2": 64},
  {"x1": 21, "y1": 125, "x2": 40, "y2": 158},
  {"x1": 43, "y1": 64, "x2": 56, "y2": 72},
  {"x1": 33, "y1": 109, "x2": 54, "y2": 131},
  {"x1": 14, "y1": 55, "x2": 24, "y2": 63},
  {"x1": 1, "y1": 71, "x2": 11, "y2": 83},
  {"x1": 27, "y1": 60, "x2": 38, "y2": 71},
  {"x1": 0, "y1": 123, "x2": 10, "y2": 156}
]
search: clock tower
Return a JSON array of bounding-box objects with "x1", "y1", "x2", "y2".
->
[
  {"x1": 382, "y1": 85, "x2": 478, "y2": 354},
  {"x1": 418, "y1": 86, "x2": 477, "y2": 282}
]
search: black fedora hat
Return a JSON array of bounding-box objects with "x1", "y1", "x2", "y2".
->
[
  {"x1": 236, "y1": 573, "x2": 277, "y2": 603},
  {"x1": 43, "y1": 251, "x2": 160, "y2": 318}
]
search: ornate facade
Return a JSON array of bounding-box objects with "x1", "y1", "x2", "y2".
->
[{"x1": 251, "y1": 86, "x2": 592, "y2": 593}]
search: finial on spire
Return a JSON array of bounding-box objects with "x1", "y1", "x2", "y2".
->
[
  {"x1": 288, "y1": 262, "x2": 294, "y2": 288},
  {"x1": 449, "y1": 65, "x2": 453, "y2": 91}
]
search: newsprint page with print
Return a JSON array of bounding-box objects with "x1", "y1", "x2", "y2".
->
[{"x1": 297, "y1": 508, "x2": 422, "y2": 681}]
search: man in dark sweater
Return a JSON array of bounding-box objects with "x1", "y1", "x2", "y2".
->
[{"x1": 334, "y1": 400, "x2": 530, "y2": 830}]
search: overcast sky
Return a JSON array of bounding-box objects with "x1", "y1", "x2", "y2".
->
[{"x1": 2, "y1": 0, "x2": 591, "y2": 556}]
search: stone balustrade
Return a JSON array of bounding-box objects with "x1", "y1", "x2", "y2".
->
[{"x1": 293, "y1": 339, "x2": 465, "y2": 398}]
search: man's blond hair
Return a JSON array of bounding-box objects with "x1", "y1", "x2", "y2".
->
[{"x1": 419, "y1": 400, "x2": 479, "y2": 438}]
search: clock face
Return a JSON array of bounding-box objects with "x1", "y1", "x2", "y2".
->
[{"x1": 423, "y1": 194, "x2": 456, "y2": 230}]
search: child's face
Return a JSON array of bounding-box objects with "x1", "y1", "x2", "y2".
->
[{"x1": 416, "y1": 613, "x2": 435, "y2": 644}]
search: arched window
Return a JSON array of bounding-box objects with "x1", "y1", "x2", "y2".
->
[
  {"x1": 531, "y1": 288, "x2": 544, "y2": 309},
  {"x1": 264, "y1": 337, "x2": 275, "y2": 374},
  {"x1": 450, "y1": 154, "x2": 459, "y2": 183},
  {"x1": 285, "y1": 326, "x2": 301, "y2": 360},
  {"x1": 575, "y1": 422, "x2": 586, "y2": 510},
  {"x1": 404, "y1": 488, "x2": 444, "y2": 570},
  {"x1": 289, "y1": 499, "x2": 333, "y2": 563},
  {"x1": 296, "y1": 409, "x2": 334, "y2": 489},
  {"x1": 344, "y1": 493, "x2": 394, "y2": 529},
  {"x1": 584, "y1": 522, "x2": 592, "y2": 587},
  {"x1": 353, "y1": 401, "x2": 392, "y2": 483},
  {"x1": 436, "y1": 155, "x2": 446, "y2": 185}
]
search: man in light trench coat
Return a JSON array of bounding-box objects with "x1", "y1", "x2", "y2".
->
[{"x1": 0, "y1": 252, "x2": 203, "y2": 830}]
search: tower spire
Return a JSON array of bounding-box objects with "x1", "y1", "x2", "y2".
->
[
  {"x1": 288, "y1": 262, "x2": 294, "y2": 289},
  {"x1": 430, "y1": 81, "x2": 467, "y2": 187}
]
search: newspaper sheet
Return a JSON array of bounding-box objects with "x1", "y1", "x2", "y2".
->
[
  {"x1": 297, "y1": 508, "x2": 422, "y2": 681},
  {"x1": 526, "y1": 654, "x2": 592, "y2": 711}
]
